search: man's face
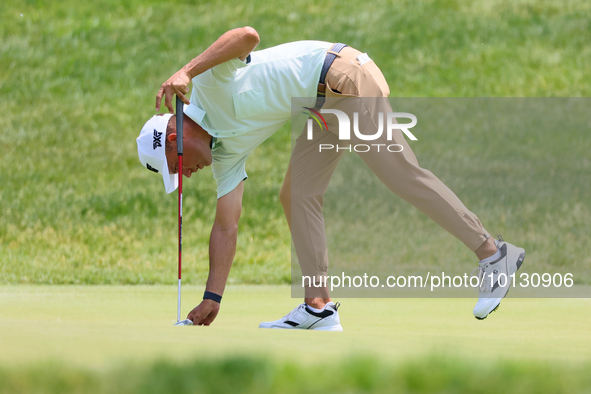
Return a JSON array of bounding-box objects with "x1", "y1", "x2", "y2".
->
[{"x1": 165, "y1": 133, "x2": 211, "y2": 178}]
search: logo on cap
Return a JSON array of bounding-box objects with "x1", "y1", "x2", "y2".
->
[
  {"x1": 146, "y1": 163, "x2": 159, "y2": 173},
  {"x1": 153, "y1": 129, "x2": 163, "y2": 149}
]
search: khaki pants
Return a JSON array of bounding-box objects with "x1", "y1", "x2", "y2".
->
[{"x1": 282, "y1": 46, "x2": 490, "y2": 286}]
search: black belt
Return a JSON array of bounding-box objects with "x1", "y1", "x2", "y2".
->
[{"x1": 314, "y1": 43, "x2": 348, "y2": 108}]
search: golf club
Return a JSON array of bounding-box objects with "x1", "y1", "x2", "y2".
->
[{"x1": 173, "y1": 95, "x2": 192, "y2": 327}]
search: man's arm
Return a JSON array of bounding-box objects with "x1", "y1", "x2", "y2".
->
[
  {"x1": 187, "y1": 181, "x2": 244, "y2": 325},
  {"x1": 156, "y1": 27, "x2": 260, "y2": 113}
]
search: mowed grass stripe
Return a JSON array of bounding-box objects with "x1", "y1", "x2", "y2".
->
[{"x1": 1, "y1": 0, "x2": 590, "y2": 285}]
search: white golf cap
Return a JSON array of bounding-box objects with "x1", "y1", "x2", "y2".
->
[{"x1": 137, "y1": 113, "x2": 178, "y2": 194}]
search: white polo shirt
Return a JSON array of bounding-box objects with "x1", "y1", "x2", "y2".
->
[{"x1": 183, "y1": 40, "x2": 332, "y2": 198}]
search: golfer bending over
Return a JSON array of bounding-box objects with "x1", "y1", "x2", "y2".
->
[{"x1": 136, "y1": 27, "x2": 525, "y2": 329}]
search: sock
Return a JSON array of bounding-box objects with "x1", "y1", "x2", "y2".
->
[
  {"x1": 480, "y1": 247, "x2": 501, "y2": 264},
  {"x1": 305, "y1": 304, "x2": 325, "y2": 313}
]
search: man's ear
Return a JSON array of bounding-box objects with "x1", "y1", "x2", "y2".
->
[{"x1": 167, "y1": 133, "x2": 177, "y2": 142}]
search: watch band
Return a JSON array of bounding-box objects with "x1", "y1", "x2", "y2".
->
[{"x1": 203, "y1": 291, "x2": 222, "y2": 304}]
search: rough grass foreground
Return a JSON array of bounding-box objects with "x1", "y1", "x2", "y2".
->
[{"x1": 2, "y1": 356, "x2": 591, "y2": 394}]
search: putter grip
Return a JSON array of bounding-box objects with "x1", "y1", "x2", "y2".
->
[{"x1": 176, "y1": 96, "x2": 183, "y2": 155}]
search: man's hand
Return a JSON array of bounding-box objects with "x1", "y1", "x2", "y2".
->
[
  {"x1": 187, "y1": 299, "x2": 220, "y2": 326},
  {"x1": 156, "y1": 69, "x2": 192, "y2": 113}
]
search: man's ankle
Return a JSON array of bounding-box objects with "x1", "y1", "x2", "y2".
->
[
  {"x1": 475, "y1": 238, "x2": 498, "y2": 261},
  {"x1": 304, "y1": 298, "x2": 331, "y2": 310}
]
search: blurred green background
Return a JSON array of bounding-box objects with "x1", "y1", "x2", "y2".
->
[{"x1": 1, "y1": 0, "x2": 590, "y2": 286}]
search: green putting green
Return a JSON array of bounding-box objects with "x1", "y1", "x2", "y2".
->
[{"x1": 2, "y1": 285, "x2": 590, "y2": 368}]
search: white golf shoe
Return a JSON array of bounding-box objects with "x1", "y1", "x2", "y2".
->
[
  {"x1": 259, "y1": 302, "x2": 343, "y2": 331},
  {"x1": 473, "y1": 235, "x2": 525, "y2": 320}
]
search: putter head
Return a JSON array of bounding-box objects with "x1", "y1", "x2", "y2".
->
[{"x1": 174, "y1": 319, "x2": 193, "y2": 326}]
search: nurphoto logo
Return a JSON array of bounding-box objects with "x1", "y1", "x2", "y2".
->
[{"x1": 305, "y1": 108, "x2": 418, "y2": 152}]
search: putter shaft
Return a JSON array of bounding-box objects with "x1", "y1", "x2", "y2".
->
[{"x1": 176, "y1": 96, "x2": 184, "y2": 323}]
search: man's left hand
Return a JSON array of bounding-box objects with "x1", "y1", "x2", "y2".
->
[
  {"x1": 187, "y1": 299, "x2": 220, "y2": 326},
  {"x1": 156, "y1": 69, "x2": 192, "y2": 113}
]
